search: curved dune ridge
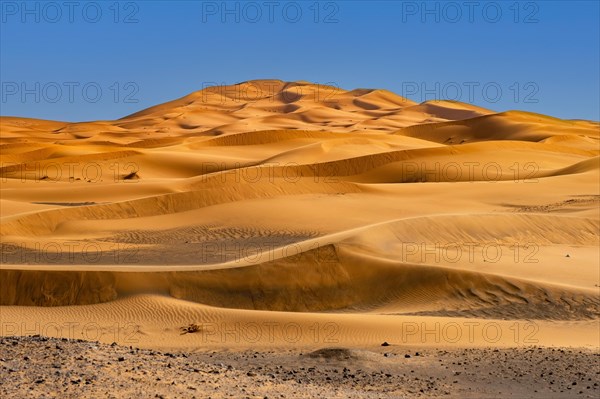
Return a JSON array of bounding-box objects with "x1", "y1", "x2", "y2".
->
[{"x1": 1, "y1": 80, "x2": 599, "y2": 348}]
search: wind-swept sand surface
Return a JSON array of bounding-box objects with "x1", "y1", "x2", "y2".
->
[{"x1": 1, "y1": 80, "x2": 599, "y2": 397}]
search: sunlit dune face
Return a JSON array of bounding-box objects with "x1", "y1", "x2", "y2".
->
[{"x1": 0, "y1": 80, "x2": 599, "y2": 351}]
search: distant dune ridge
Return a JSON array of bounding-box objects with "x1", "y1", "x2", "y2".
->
[{"x1": 1, "y1": 80, "x2": 599, "y2": 349}]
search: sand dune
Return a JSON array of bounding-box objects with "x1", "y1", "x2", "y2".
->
[
  {"x1": 396, "y1": 110, "x2": 600, "y2": 145},
  {"x1": 1, "y1": 80, "x2": 599, "y2": 350}
]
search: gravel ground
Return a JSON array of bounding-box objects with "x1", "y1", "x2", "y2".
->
[{"x1": 1, "y1": 336, "x2": 599, "y2": 398}]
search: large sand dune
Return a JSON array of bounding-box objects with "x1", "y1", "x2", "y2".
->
[{"x1": 1, "y1": 80, "x2": 599, "y2": 350}]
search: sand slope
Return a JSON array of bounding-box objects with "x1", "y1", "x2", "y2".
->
[{"x1": 1, "y1": 80, "x2": 599, "y2": 349}]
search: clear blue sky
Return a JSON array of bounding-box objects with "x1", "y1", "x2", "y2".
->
[{"x1": 1, "y1": 1, "x2": 598, "y2": 121}]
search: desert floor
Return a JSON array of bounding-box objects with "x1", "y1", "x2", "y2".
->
[
  {"x1": 1, "y1": 336, "x2": 599, "y2": 398},
  {"x1": 1, "y1": 80, "x2": 599, "y2": 397}
]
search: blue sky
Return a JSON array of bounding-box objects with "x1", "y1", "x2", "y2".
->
[{"x1": 1, "y1": 1, "x2": 598, "y2": 121}]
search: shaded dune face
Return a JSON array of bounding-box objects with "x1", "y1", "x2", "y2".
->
[
  {"x1": 1, "y1": 80, "x2": 599, "y2": 325},
  {"x1": 1, "y1": 244, "x2": 598, "y2": 321},
  {"x1": 0, "y1": 270, "x2": 117, "y2": 306}
]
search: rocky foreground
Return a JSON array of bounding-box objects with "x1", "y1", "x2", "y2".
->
[{"x1": 0, "y1": 336, "x2": 598, "y2": 398}]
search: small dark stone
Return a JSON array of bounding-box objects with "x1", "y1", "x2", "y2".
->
[{"x1": 405, "y1": 354, "x2": 411, "y2": 358}]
